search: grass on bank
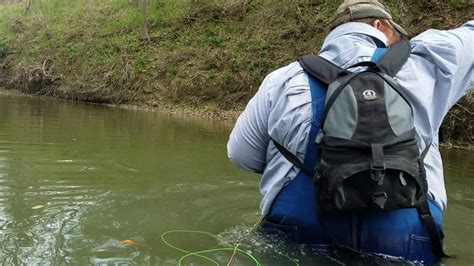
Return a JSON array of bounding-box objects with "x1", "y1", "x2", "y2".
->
[{"x1": 0, "y1": 0, "x2": 343, "y2": 106}]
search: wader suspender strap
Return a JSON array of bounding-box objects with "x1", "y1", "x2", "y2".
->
[{"x1": 416, "y1": 143, "x2": 450, "y2": 258}]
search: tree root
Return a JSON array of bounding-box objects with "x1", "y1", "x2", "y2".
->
[{"x1": 11, "y1": 58, "x2": 61, "y2": 93}]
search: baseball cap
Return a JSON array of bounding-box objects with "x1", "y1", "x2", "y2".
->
[{"x1": 331, "y1": 0, "x2": 408, "y2": 36}]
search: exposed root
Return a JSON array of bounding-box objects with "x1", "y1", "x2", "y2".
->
[
  {"x1": 42, "y1": 58, "x2": 62, "y2": 81},
  {"x1": 11, "y1": 58, "x2": 60, "y2": 94}
]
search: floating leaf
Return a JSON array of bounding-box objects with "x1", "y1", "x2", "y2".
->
[
  {"x1": 32, "y1": 205, "x2": 45, "y2": 210},
  {"x1": 121, "y1": 239, "x2": 136, "y2": 246}
]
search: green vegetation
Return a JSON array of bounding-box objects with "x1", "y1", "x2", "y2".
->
[
  {"x1": 0, "y1": 0, "x2": 472, "y2": 143},
  {"x1": 0, "y1": 0, "x2": 333, "y2": 105},
  {"x1": 0, "y1": 40, "x2": 7, "y2": 56}
]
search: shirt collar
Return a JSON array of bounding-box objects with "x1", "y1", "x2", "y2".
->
[{"x1": 322, "y1": 22, "x2": 388, "y2": 49}]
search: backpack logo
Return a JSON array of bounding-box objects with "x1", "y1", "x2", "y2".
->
[{"x1": 362, "y1": 89, "x2": 377, "y2": 101}]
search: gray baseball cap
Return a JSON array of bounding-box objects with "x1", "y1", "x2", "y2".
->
[{"x1": 331, "y1": 0, "x2": 408, "y2": 36}]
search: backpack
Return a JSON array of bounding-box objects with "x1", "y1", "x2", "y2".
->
[{"x1": 272, "y1": 40, "x2": 448, "y2": 258}]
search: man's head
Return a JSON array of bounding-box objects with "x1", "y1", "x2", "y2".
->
[{"x1": 331, "y1": 0, "x2": 407, "y2": 45}]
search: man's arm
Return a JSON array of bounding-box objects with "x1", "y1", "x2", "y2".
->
[
  {"x1": 396, "y1": 21, "x2": 473, "y2": 211},
  {"x1": 227, "y1": 76, "x2": 272, "y2": 174},
  {"x1": 400, "y1": 21, "x2": 473, "y2": 134}
]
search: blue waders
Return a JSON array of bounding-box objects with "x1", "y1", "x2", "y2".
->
[{"x1": 261, "y1": 50, "x2": 444, "y2": 264}]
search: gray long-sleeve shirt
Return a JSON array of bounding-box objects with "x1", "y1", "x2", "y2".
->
[{"x1": 227, "y1": 22, "x2": 474, "y2": 215}]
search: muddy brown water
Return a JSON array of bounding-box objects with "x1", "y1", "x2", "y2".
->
[{"x1": 0, "y1": 94, "x2": 471, "y2": 265}]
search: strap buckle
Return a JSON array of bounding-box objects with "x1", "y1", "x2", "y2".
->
[
  {"x1": 372, "y1": 192, "x2": 388, "y2": 209},
  {"x1": 420, "y1": 213, "x2": 431, "y2": 220},
  {"x1": 370, "y1": 162, "x2": 386, "y2": 185}
]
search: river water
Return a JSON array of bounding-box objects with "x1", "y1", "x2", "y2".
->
[{"x1": 0, "y1": 94, "x2": 471, "y2": 265}]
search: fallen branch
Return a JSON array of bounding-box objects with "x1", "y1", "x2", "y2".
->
[
  {"x1": 455, "y1": 103, "x2": 473, "y2": 116},
  {"x1": 42, "y1": 58, "x2": 62, "y2": 80}
]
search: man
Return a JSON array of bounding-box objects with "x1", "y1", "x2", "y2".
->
[{"x1": 227, "y1": 0, "x2": 473, "y2": 263}]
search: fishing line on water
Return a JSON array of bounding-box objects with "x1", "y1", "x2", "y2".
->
[
  {"x1": 161, "y1": 225, "x2": 300, "y2": 265},
  {"x1": 227, "y1": 218, "x2": 262, "y2": 265},
  {"x1": 161, "y1": 229, "x2": 260, "y2": 265}
]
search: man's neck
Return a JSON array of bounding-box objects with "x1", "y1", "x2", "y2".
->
[{"x1": 322, "y1": 22, "x2": 388, "y2": 50}]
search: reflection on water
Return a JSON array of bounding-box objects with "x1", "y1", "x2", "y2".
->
[
  {"x1": 441, "y1": 148, "x2": 474, "y2": 266},
  {"x1": 0, "y1": 94, "x2": 260, "y2": 264},
  {"x1": 0, "y1": 94, "x2": 471, "y2": 265}
]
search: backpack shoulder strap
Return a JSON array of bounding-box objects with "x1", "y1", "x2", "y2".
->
[
  {"x1": 416, "y1": 143, "x2": 451, "y2": 258},
  {"x1": 272, "y1": 139, "x2": 315, "y2": 177},
  {"x1": 375, "y1": 40, "x2": 411, "y2": 76},
  {"x1": 417, "y1": 196, "x2": 451, "y2": 258},
  {"x1": 298, "y1": 55, "x2": 348, "y2": 85}
]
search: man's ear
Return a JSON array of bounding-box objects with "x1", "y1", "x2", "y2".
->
[{"x1": 371, "y1": 19, "x2": 383, "y2": 30}]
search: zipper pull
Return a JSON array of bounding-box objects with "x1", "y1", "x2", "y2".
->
[{"x1": 399, "y1": 171, "x2": 407, "y2": 186}]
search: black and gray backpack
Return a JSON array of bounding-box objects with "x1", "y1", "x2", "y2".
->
[{"x1": 273, "y1": 40, "x2": 448, "y2": 257}]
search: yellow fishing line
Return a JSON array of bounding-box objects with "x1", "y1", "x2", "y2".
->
[{"x1": 161, "y1": 229, "x2": 299, "y2": 265}]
